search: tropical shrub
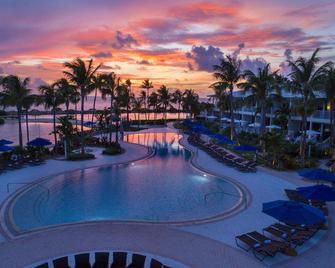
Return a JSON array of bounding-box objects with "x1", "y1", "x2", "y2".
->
[
  {"x1": 103, "y1": 142, "x2": 124, "y2": 155},
  {"x1": 67, "y1": 153, "x2": 95, "y2": 161}
]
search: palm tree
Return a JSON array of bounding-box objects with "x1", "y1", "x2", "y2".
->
[
  {"x1": 131, "y1": 97, "x2": 144, "y2": 128},
  {"x1": 54, "y1": 78, "x2": 76, "y2": 117},
  {"x1": 148, "y1": 92, "x2": 159, "y2": 120},
  {"x1": 100, "y1": 72, "x2": 117, "y2": 144},
  {"x1": 0, "y1": 75, "x2": 31, "y2": 147},
  {"x1": 125, "y1": 79, "x2": 133, "y2": 123},
  {"x1": 210, "y1": 82, "x2": 230, "y2": 128},
  {"x1": 323, "y1": 67, "x2": 335, "y2": 148},
  {"x1": 39, "y1": 83, "x2": 65, "y2": 146},
  {"x1": 172, "y1": 89, "x2": 183, "y2": 120},
  {"x1": 157, "y1": 85, "x2": 172, "y2": 123},
  {"x1": 63, "y1": 58, "x2": 101, "y2": 153},
  {"x1": 141, "y1": 79, "x2": 153, "y2": 120},
  {"x1": 118, "y1": 79, "x2": 133, "y2": 124},
  {"x1": 91, "y1": 73, "x2": 105, "y2": 122},
  {"x1": 182, "y1": 89, "x2": 200, "y2": 118},
  {"x1": 138, "y1": 90, "x2": 147, "y2": 121},
  {"x1": 212, "y1": 55, "x2": 242, "y2": 140},
  {"x1": 22, "y1": 94, "x2": 38, "y2": 143},
  {"x1": 70, "y1": 91, "x2": 80, "y2": 128},
  {"x1": 238, "y1": 64, "x2": 279, "y2": 137},
  {"x1": 55, "y1": 116, "x2": 78, "y2": 159},
  {"x1": 288, "y1": 48, "x2": 332, "y2": 164}
]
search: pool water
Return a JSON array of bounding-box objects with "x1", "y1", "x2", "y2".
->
[{"x1": 10, "y1": 132, "x2": 241, "y2": 232}]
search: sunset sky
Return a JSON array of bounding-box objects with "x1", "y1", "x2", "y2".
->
[{"x1": 0, "y1": 0, "x2": 334, "y2": 96}]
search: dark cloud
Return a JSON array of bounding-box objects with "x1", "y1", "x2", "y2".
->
[
  {"x1": 36, "y1": 64, "x2": 47, "y2": 70},
  {"x1": 91, "y1": 51, "x2": 112, "y2": 58},
  {"x1": 232, "y1": 43, "x2": 245, "y2": 58},
  {"x1": 101, "y1": 64, "x2": 121, "y2": 70},
  {"x1": 112, "y1": 31, "x2": 138, "y2": 49},
  {"x1": 240, "y1": 57, "x2": 267, "y2": 73},
  {"x1": 187, "y1": 62, "x2": 194, "y2": 71},
  {"x1": 30, "y1": 77, "x2": 47, "y2": 90},
  {"x1": 279, "y1": 49, "x2": 293, "y2": 76},
  {"x1": 136, "y1": 59, "x2": 151, "y2": 65},
  {"x1": 186, "y1": 45, "x2": 223, "y2": 72}
]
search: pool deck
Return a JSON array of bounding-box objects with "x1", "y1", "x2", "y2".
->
[{"x1": 0, "y1": 126, "x2": 333, "y2": 267}]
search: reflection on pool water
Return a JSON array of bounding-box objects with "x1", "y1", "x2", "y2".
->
[{"x1": 10, "y1": 132, "x2": 241, "y2": 232}]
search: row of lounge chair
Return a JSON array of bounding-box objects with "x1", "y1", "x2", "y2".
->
[
  {"x1": 285, "y1": 189, "x2": 329, "y2": 216},
  {"x1": 188, "y1": 134, "x2": 257, "y2": 172},
  {"x1": 235, "y1": 222, "x2": 324, "y2": 261},
  {"x1": 0, "y1": 154, "x2": 45, "y2": 174},
  {"x1": 34, "y1": 251, "x2": 171, "y2": 268}
]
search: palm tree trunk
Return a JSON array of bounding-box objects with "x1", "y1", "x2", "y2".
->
[
  {"x1": 80, "y1": 88, "x2": 85, "y2": 154},
  {"x1": 66, "y1": 101, "x2": 69, "y2": 117},
  {"x1": 25, "y1": 110, "x2": 30, "y2": 143},
  {"x1": 109, "y1": 96, "x2": 113, "y2": 144},
  {"x1": 75, "y1": 102, "x2": 78, "y2": 128},
  {"x1": 17, "y1": 107, "x2": 23, "y2": 148},
  {"x1": 178, "y1": 102, "x2": 181, "y2": 120},
  {"x1": 330, "y1": 100, "x2": 334, "y2": 148},
  {"x1": 300, "y1": 100, "x2": 308, "y2": 165},
  {"x1": 53, "y1": 108, "x2": 57, "y2": 147},
  {"x1": 126, "y1": 104, "x2": 129, "y2": 123},
  {"x1": 229, "y1": 88, "x2": 235, "y2": 140},
  {"x1": 260, "y1": 104, "x2": 266, "y2": 136},
  {"x1": 91, "y1": 88, "x2": 98, "y2": 122}
]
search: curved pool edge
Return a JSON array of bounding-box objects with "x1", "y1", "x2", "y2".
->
[
  {"x1": 1, "y1": 132, "x2": 248, "y2": 239},
  {"x1": 178, "y1": 134, "x2": 251, "y2": 221},
  {"x1": 0, "y1": 142, "x2": 155, "y2": 240}
]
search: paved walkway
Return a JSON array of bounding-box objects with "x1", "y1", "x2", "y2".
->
[{"x1": 0, "y1": 222, "x2": 263, "y2": 268}]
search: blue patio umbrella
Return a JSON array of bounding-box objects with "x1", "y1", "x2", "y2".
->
[
  {"x1": 262, "y1": 200, "x2": 325, "y2": 225},
  {"x1": 83, "y1": 121, "x2": 96, "y2": 127},
  {"x1": 27, "y1": 138, "x2": 52, "y2": 147},
  {"x1": 297, "y1": 184, "x2": 335, "y2": 201},
  {"x1": 234, "y1": 144, "x2": 258, "y2": 152},
  {"x1": 192, "y1": 125, "x2": 212, "y2": 135},
  {"x1": 0, "y1": 145, "x2": 14, "y2": 152},
  {"x1": 181, "y1": 119, "x2": 192, "y2": 125},
  {"x1": 298, "y1": 168, "x2": 335, "y2": 183},
  {"x1": 209, "y1": 134, "x2": 226, "y2": 140},
  {"x1": 217, "y1": 137, "x2": 236, "y2": 145},
  {"x1": 0, "y1": 139, "x2": 13, "y2": 145}
]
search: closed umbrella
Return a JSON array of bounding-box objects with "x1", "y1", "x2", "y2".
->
[
  {"x1": 262, "y1": 200, "x2": 325, "y2": 225},
  {"x1": 27, "y1": 138, "x2": 52, "y2": 147},
  {"x1": 298, "y1": 168, "x2": 335, "y2": 183},
  {"x1": 297, "y1": 185, "x2": 335, "y2": 201},
  {"x1": 266, "y1": 124, "x2": 281, "y2": 130},
  {"x1": 248, "y1": 122, "x2": 261, "y2": 128}
]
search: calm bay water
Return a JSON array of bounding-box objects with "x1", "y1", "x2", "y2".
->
[{"x1": 0, "y1": 112, "x2": 187, "y2": 145}]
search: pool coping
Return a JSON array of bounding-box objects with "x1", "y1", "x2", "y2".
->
[{"x1": 0, "y1": 131, "x2": 248, "y2": 239}]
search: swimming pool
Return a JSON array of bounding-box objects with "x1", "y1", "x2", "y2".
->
[{"x1": 9, "y1": 132, "x2": 242, "y2": 232}]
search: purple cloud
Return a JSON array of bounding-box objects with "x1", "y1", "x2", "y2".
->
[
  {"x1": 186, "y1": 45, "x2": 223, "y2": 72},
  {"x1": 112, "y1": 31, "x2": 138, "y2": 49},
  {"x1": 232, "y1": 43, "x2": 245, "y2": 58},
  {"x1": 279, "y1": 49, "x2": 293, "y2": 76},
  {"x1": 240, "y1": 57, "x2": 267, "y2": 73},
  {"x1": 136, "y1": 59, "x2": 151, "y2": 65},
  {"x1": 91, "y1": 51, "x2": 112, "y2": 58}
]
